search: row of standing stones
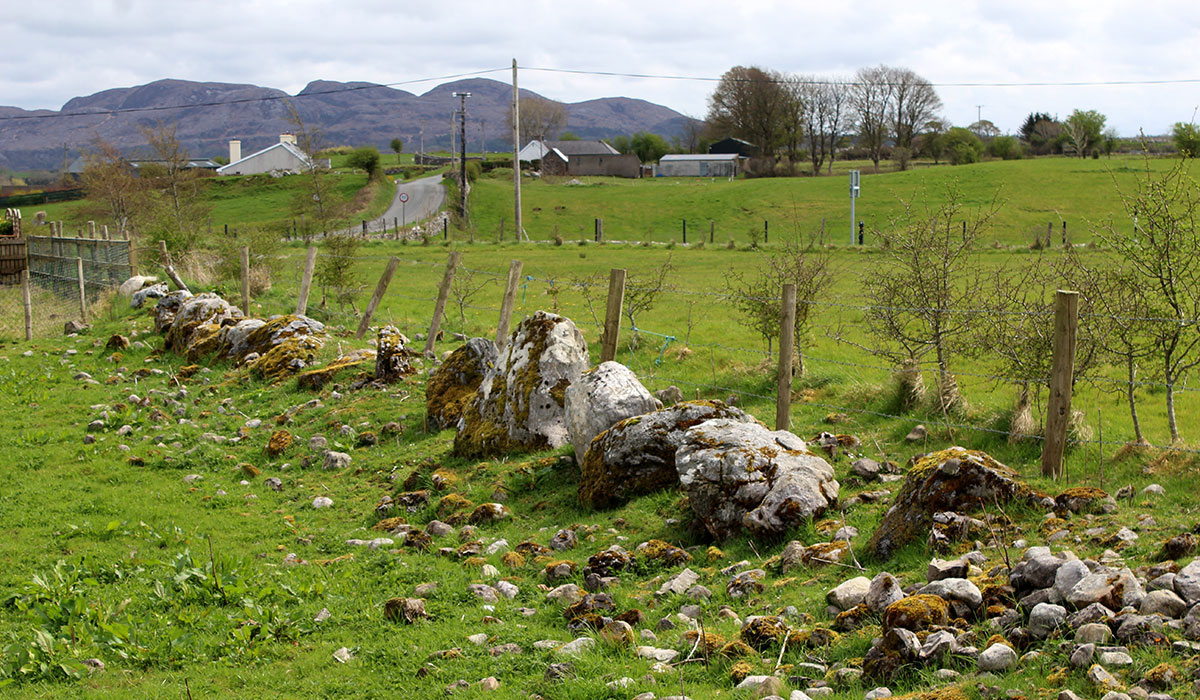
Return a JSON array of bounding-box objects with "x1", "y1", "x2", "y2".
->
[{"x1": 136, "y1": 285, "x2": 1198, "y2": 699}]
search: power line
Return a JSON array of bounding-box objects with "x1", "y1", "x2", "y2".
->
[{"x1": 0, "y1": 68, "x2": 509, "y2": 123}]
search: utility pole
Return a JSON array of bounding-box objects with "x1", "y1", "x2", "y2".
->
[
  {"x1": 453, "y1": 91, "x2": 471, "y2": 219},
  {"x1": 419, "y1": 120, "x2": 424, "y2": 162},
  {"x1": 512, "y1": 58, "x2": 524, "y2": 241},
  {"x1": 450, "y1": 111, "x2": 456, "y2": 157}
]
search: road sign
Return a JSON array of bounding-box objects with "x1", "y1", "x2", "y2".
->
[{"x1": 399, "y1": 192, "x2": 409, "y2": 203}]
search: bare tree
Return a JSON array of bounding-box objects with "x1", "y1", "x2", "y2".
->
[
  {"x1": 890, "y1": 68, "x2": 942, "y2": 154},
  {"x1": 707, "y1": 66, "x2": 788, "y2": 158},
  {"x1": 508, "y1": 96, "x2": 567, "y2": 145},
  {"x1": 1093, "y1": 157, "x2": 1200, "y2": 442},
  {"x1": 80, "y1": 137, "x2": 143, "y2": 234},
  {"x1": 798, "y1": 76, "x2": 849, "y2": 176},
  {"x1": 450, "y1": 266, "x2": 495, "y2": 331},
  {"x1": 851, "y1": 65, "x2": 894, "y2": 172},
  {"x1": 138, "y1": 121, "x2": 210, "y2": 252},
  {"x1": 623, "y1": 255, "x2": 675, "y2": 348},
  {"x1": 723, "y1": 240, "x2": 832, "y2": 370},
  {"x1": 855, "y1": 185, "x2": 1000, "y2": 412},
  {"x1": 285, "y1": 100, "x2": 336, "y2": 237}
]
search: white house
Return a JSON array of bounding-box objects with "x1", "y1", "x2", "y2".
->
[
  {"x1": 518, "y1": 139, "x2": 618, "y2": 163},
  {"x1": 216, "y1": 136, "x2": 315, "y2": 176}
]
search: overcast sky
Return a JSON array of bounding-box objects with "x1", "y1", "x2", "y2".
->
[{"x1": 4, "y1": 0, "x2": 1200, "y2": 136}]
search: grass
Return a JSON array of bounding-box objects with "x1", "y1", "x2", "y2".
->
[
  {"x1": 2, "y1": 155, "x2": 1199, "y2": 697},
  {"x1": 465, "y1": 155, "x2": 1173, "y2": 246}
]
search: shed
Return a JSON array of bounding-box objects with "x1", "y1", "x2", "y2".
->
[
  {"x1": 708, "y1": 137, "x2": 759, "y2": 157},
  {"x1": 657, "y1": 153, "x2": 742, "y2": 178},
  {"x1": 216, "y1": 141, "x2": 313, "y2": 176}
]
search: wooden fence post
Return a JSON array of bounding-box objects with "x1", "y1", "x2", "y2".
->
[
  {"x1": 295, "y1": 246, "x2": 318, "y2": 316},
  {"x1": 710, "y1": 220, "x2": 714, "y2": 244},
  {"x1": 21, "y1": 269, "x2": 32, "y2": 341},
  {"x1": 1041, "y1": 289, "x2": 1079, "y2": 479},
  {"x1": 355, "y1": 256, "x2": 400, "y2": 340},
  {"x1": 158, "y1": 240, "x2": 189, "y2": 293},
  {"x1": 495, "y1": 259, "x2": 523, "y2": 352},
  {"x1": 424, "y1": 251, "x2": 460, "y2": 355},
  {"x1": 600, "y1": 268, "x2": 626, "y2": 363},
  {"x1": 240, "y1": 246, "x2": 250, "y2": 313},
  {"x1": 76, "y1": 257, "x2": 87, "y2": 322},
  {"x1": 776, "y1": 283, "x2": 797, "y2": 431},
  {"x1": 594, "y1": 218, "x2": 603, "y2": 242}
]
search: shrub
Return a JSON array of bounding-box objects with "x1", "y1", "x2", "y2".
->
[
  {"x1": 988, "y1": 136, "x2": 1023, "y2": 160},
  {"x1": 465, "y1": 161, "x2": 482, "y2": 182},
  {"x1": 345, "y1": 147, "x2": 382, "y2": 180},
  {"x1": 944, "y1": 128, "x2": 983, "y2": 165}
]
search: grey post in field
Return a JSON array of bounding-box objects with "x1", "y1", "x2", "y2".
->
[
  {"x1": 1041, "y1": 289, "x2": 1079, "y2": 479},
  {"x1": 295, "y1": 246, "x2": 318, "y2": 316},
  {"x1": 600, "y1": 268, "x2": 626, "y2": 363},
  {"x1": 424, "y1": 251, "x2": 460, "y2": 355},
  {"x1": 776, "y1": 283, "x2": 797, "y2": 431},
  {"x1": 76, "y1": 257, "x2": 86, "y2": 322},
  {"x1": 495, "y1": 259, "x2": 524, "y2": 352},
  {"x1": 355, "y1": 256, "x2": 400, "y2": 340}
]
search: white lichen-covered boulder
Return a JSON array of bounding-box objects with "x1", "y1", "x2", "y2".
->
[
  {"x1": 453, "y1": 311, "x2": 589, "y2": 458},
  {"x1": 676, "y1": 418, "x2": 839, "y2": 541},
  {"x1": 426, "y1": 337, "x2": 498, "y2": 430},
  {"x1": 564, "y1": 361, "x2": 661, "y2": 465},
  {"x1": 164, "y1": 293, "x2": 242, "y2": 351},
  {"x1": 217, "y1": 319, "x2": 268, "y2": 361},
  {"x1": 119, "y1": 275, "x2": 159, "y2": 297},
  {"x1": 375, "y1": 325, "x2": 415, "y2": 383},
  {"x1": 226, "y1": 314, "x2": 326, "y2": 363},
  {"x1": 152, "y1": 289, "x2": 194, "y2": 334},
  {"x1": 578, "y1": 400, "x2": 755, "y2": 510}
]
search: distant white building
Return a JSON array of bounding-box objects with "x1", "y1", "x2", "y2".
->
[
  {"x1": 518, "y1": 139, "x2": 619, "y2": 163},
  {"x1": 216, "y1": 136, "x2": 315, "y2": 176},
  {"x1": 656, "y1": 153, "x2": 742, "y2": 178}
]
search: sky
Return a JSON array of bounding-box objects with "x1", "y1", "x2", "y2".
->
[{"x1": 4, "y1": 0, "x2": 1200, "y2": 137}]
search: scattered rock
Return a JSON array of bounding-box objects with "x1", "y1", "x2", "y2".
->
[
  {"x1": 978, "y1": 642, "x2": 1018, "y2": 671},
  {"x1": 827, "y1": 577, "x2": 871, "y2": 611}
]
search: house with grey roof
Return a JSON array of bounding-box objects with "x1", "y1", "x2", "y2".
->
[{"x1": 216, "y1": 135, "x2": 315, "y2": 176}]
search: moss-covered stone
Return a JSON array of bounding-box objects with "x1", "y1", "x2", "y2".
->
[
  {"x1": 740, "y1": 616, "x2": 787, "y2": 651},
  {"x1": 250, "y1": 335, "x2": 324, "y2": 381},
  {"x1": 729, "y1": 659, "x2": 755, "y2": 683},
  {"x1": 500, "y1": 551, "x2": 525, "y2": 568},
  {"x1": 373, "y1": 516, "x2": 406, "y2": 532},
  {"x1": 717, "y1": 640, "x2": 757, "y2": 659},
  {"x1": 834, "y1": 604, "x2": 876, "y2": 632},
  {"x1": 265, "y1": 429, "x2": 293, "y2": 457},
  {"x1": 296, "y1": 350, "x2": 373, "y2": 391},
  {"x1": 882, "y1": 595, "x2": 949, "y2": 633},
  {"x1": 164, "y1": 293, "x2": 241, "y2": 352},
  {"x1": 866, "y1": 447, "x2": 1047, "y2": 560},
  {"x1": 638, "y1": 539, "x2": 692, "y2": 567},
  {"x1": 425, "y1": 338, "x2": 496, "y2": 431},
  {"x1": 437, "y1": 493, "x2": 474, "y2": 519},
  {"x1": 1055, "y1": 486, "x2": 1115, "y2": 515}
]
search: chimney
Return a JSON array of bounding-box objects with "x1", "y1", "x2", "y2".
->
[
  {"x1": 280, "y1": 133, "x2": 297, "y2": 145},
  {"x1": 229, "y1": 140, "x2": 242, "y2": 163}
]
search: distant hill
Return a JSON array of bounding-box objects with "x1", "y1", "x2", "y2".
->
[{"x1": 0, "y1": 77, "x2": 695, "y2": 171}]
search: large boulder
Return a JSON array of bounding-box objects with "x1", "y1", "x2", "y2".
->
[
  {"x1": 866, "y1": 447, "x2": 1048, "y2": 560},
  {"x1": 577, "y1": 400, "x2": 755, "y2": 509},
  {"x1": 426, "y1": 338, "x2": 498, "y2": 431},
  {"x1": 164, "y1": 293, "x2": 243, "y2": 352},
  {"x1": 118, "y1": 275, "x2": 159, "y2": 297},
  {"x1": 224, "y1": 315, "x2": 325, "y2": 363},
  {"x1": 564, "y1": 362, "x2": 660, "y2": 465},
  {"x1": 130, "y1": 282, "x2": 168, "y2": 309},
  {"x1": 453, "y1": 312, "x2": 590, "y2": 458},
  {"x1": 152, "y1": 289, "x2": 193, "y2": 334},
  {"x1": 375, "y1": 325, "x2": 415, "y2": 383},
  {"x1": 676, "y1": 418, "x2": 839, "y2": 541}
]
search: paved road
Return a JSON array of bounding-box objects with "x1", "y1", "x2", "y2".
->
[{"x1": 339, "y1": 173, "x2": 445, "y2": 236}]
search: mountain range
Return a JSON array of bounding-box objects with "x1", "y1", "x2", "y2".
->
[{"x1": 0, "y1": 77, "x2": 695, "y2": 171}]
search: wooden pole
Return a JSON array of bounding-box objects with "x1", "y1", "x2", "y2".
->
[
  {"x1": 600, "y1": 268, "x2": 626, "y2": 363},
  {"x1": 158, "y1": 240, "x2": 189, "y2": 293},
  {"x1": 295, "y1": 246, "x2": 318, "y2": 316},
  {"x1": 495, "y1": 259, "x2": 523, "y2": 352},
  {"x1": 776, "y1": 283, "x2": 797, "y2": 431},
  {"x1": 1041, "y1": 289, "x2": 1080, "y2": 479},
  {"x1": 76, "y1": 257, "x2": 87, "y2": 322},
  {"x1": 424, "y1": 251, "x2": 460, "y2": 355},
  {"x1": 21, "y1": 269, "x2": 32, "y2": 341},
  {"x1": 355, "y1": 256, "x2": 400, "y2": 340},
  {"x1": 512, "y1": 58, "x2": 523, "y2": 242},
  {"x1": 239, "y1": 246, "x2": 251, "y2": 313}
]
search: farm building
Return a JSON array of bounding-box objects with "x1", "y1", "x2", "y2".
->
[
  {"x1": 538, "y1": 141, "x2": 639, "y2": 178},
  {"x1": 656, "y1": 153, "x2": 742, "y2": 178},
  {"x1": 708, "y1": 137, "x2": 759, "y2": 157},
  {"x1": 216, "y1": 136, "x2": 315, "y2": 176},
  {"x1": 519, "y1": 139, "x2": 616, "y2": 162}
]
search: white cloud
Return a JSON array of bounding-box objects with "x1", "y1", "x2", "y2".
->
[{"x1": 2, "y1": 0, "x2": 1199, "y2": 135}]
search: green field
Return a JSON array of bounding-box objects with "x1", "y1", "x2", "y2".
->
[{"x1": 2, "y1": 155, "x2": 1199, "y2": 698}]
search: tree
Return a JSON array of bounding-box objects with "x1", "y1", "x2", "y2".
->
[
  {"x1": 390, "y1": 138, "x2": 403, "y2": 163},
  {"x1": 623, "y1": 256, "x2": 675, "y2": 348},
  {"x1": 1064, "y1": 109, "x2": 1106, "y2": 157},
  {"x1": 79, "y1": 137, "x2": 143, "y2": 235},
  {"x1": 1092, "y1": 157, "x2": 1200, "y2": 442},
  {"x1": 509, "y1": 96, "x2": 567, "y2": 145},
  {"x1": 889, "y1": 68, "x2": 942, "y2": 156},
  {"x1": 609, "y1": 135, "x2": 631, "y2": 155},
  {"x1": 797, "y1": 76, "x2": 849, "y2": 175},
  {"x1": 987, "y1": 135, "x2": 1023, "y2": 160},
  {"x1": 943, "y1": 127, "x2": 983, "y2": 165},
  {"x1": 851, "y1": 65, "x2": 894, "y2": 171},
  {"x1": 1019, "y1": 112, "x2": 1054, "y2": 142},
  {"x1": 346, "y1": 146, "x2": 382, "y2": 180},
  {"x1": 723, "y1": 240, "x2": 831, "y2": 368},
  {"x1": 917, "y1": 120, "x2": 948, "y2": 164},
  {"x1": 706, "y1": 66, "x2": 789, "y2": 158},
  {"x1": 854, "y1": 185, "x2": 999, "y2": 413},
  {"x1": 630, "y1": 132, "x2": 671, "y2": 164},
  {"x1": 968, "y1": 120, "x2": 1001, "y2": 140},
  {"x1": 285, "y1": 100, "x2": 336, "y2": 238},
  {"x1": 1172, "y1": 122, "x2": 1200, "y2": 157},
  {"x1": 138, "y1": 121, "x2": 209, "y2": 253},
  {"x1": 679, "y1": 117, "x2": 707, "y2": 153}
]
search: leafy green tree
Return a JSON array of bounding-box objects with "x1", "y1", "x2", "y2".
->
[
  {"x1": 987, "y1": 135, "x2": 1023, "y2": 160},
  {"x1": 916, "y1": 120, "x2": 947, "y2": 164},
  {"x1": 707, "y1": 65, "x2": 789, "y2": 157},
  {"x1": 346, "y1": 147, "x2": 382, "y2": 180},
  {"x1": 609, "y1": 135, "x2": 631, "y2": 154},
  {"x1": 943, "y1": 127, "x2": 983, "y2": 165},
  {"x1": 390, "y1": 138, "x2": 403, "y2": 163},
  {"x1": 1064, "y1": 109, "x2": 1106, "y2": 157},
  {"x1": 1172, "y1": 122, "x2": 1200, "y2": 157},
  {"x1": 630, "y1": 132, "x2": 671, "y2": 164}
]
